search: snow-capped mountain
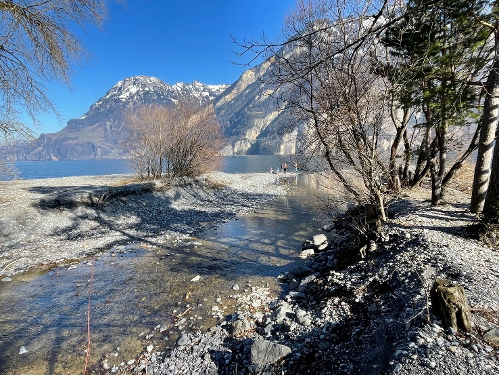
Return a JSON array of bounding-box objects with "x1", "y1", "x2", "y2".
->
[
  {"x1": 12, "y1": 61, "x2": 301, "y2": 160},
  {"x1": 69, "y1": 76, "x2": 228, "y2": 131},
  {"x1": 15, "y1": 77, "x2": 229, "y2": 160}
]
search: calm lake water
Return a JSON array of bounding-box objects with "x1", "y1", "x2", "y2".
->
[
  {"x1": 9, "y1": 155, "x2": 293, "y2": 179},
  {"x1": 0, "y1": 156, "x2": 338, "y2": 374}
]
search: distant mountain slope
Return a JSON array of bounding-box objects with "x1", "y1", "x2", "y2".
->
[
  {"x1": 214, "y1": 58, "x2": 298, "y2": 155},
  {"x1": 13, "y1": 77, "x2": 229, "y2": 160},
  {"x1": 11, "y1": 59, "x2": 302, "y2": 160}
]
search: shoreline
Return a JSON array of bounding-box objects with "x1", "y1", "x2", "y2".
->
[
  {"x1": 140, "y1": 188, "x2": 499, "y2": 375},
  {"x1": 2, "y1": 174, "x2": 498, "y2": 374},
  {"x1": 0, "y1": 172, "x2": 287, "y2": 276}
]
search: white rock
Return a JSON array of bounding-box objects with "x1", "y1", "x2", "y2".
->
[
  {"x1": 299, "y1": 249, "x2": 315, "y2": 259},
  {"x1": 190, "y1": 275, "x2": 201, "y2": 282},
  {"x1": 19, "y1": 346, "x2": 27, "y2": 354}
]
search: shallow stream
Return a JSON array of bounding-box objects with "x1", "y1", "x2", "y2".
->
[{"x1": 0, "y1": 173, "x2": 338, "y2": 374}]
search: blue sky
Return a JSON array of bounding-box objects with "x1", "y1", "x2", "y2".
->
[{"x1": 36, "y1": 0, "x2": 296, "y2": 135}]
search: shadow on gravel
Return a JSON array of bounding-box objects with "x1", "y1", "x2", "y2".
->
[
  {"x1": 209, "y1": 234, "x2": 433, "y2": 375},
  {"x1": 25, "y1": 179, "x2": 303, "y2": 280},
  {"x1": 29, "y1": 182, "x2": 156, "y2": 210},
  {"x1": 389, "y1": 198, "x2": 476, "y2": 237}
]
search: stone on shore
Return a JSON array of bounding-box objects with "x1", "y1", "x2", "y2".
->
[
  {"x1": 484, "y1": 327, "x2": 499, "y2": 342},
  {"x1": 250, "y1": 338, "x2": 291, "y2": 367},
  {"x1": 302, "y1": 233, "x2": 330, "y2": 252}
]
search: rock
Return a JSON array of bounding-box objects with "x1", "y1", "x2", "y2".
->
[
  {"x1": 19, "y1": 346, "x2": 27, "y2": 355},
  {"x1": 288, "y1": 279, "x2": 300, "y2": 290},
  {"x1": 322, "y1": 224, "x2": 335, "y2": 231},
  {"x1": 287, "y1": 291, "x2": 306, "y2": 299},
  {"x1": 176, "y1": 333, "x2": 189, "y2": 346},
  {"x1": 232, "y1": 283, "x2": 240, "y2": 291},
  {"x1": 271, "y1": 303, "x2": 293, "y2": 324},
  {"x1": 430, "y1": 278, "x2": 472, "y2": 333},
  {"x1": 290, "y1": 266, "x2": 312, "y2": 278},
  {"x1": 159, "y1": 325, "x2": 168, "y2": 333},
  {"x1": 484, "y1": 327, "x2": 499, "y2": 342},
  {"x1": 250, "y1": 338, "x2": 291, "y2": 367},
  {"x1": 146, "y1": 345, "x2": 154, "y2": 352},
  {"x1": 302, "y1": 234, "x2": 329, "y2": 252},
  {"x1": 295, "y1": 309, "x2": 312, "y2": 326},
  {"x1": 300, "y1": 249, "x2": 315, "y2": 259},
  {"x1": 133, "y1": 364, "x2": 146, "y2": 373},
  {"x1": 230, "y1": 318, "x2": 251, "y2": 336},
  {"x1": 190, "y1": 275, "x2": 201, "y2": 282},
  {"x1": 1, "y1": 277, "x2": 12, "y2": 282},
  {"x1": 313, "y1": 234, "x2": 328, "y2": 246}
]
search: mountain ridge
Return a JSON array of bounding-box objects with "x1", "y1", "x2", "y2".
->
[{"x1": 10, "y1": 60, "x2": 300, "y2": 160}]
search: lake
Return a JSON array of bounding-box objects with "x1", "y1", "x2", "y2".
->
[{"x1": 8, "y1": 155, "x2": 295, "y2": 179}]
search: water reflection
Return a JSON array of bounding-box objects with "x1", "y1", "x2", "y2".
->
[{"x1": 0, "y1": 173, "x2": 339, "y2": 374}]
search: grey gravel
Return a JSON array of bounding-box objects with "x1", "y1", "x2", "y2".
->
[
  {"x1": 137, "y1": 189, "x2": 499, "y2": 375},
  {"x1": 0, "y1": 172, "x2": 286, "y2": 276}
]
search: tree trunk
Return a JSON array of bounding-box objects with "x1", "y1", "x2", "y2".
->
[
  {"x1": 432, "y1": 125, "x2": 447, "y2": 206},
  {"x1": 388, "y1": 107, "x2": 410, "y2": 189},
  {"x1": 403, "y1": 129, "x2": 411, "y2": 183},
  {"x1": 482, "y1": 133, "x2": 499, "y2": 221},
  {"x1": 471, "y1": 54, "x2": 499, "y2": 213}
]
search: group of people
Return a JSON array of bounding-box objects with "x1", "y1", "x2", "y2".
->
[{"x1": 270, "y1": 161, "x2": 298, "y2": 174}]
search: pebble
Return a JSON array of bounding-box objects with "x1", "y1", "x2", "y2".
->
[
  {"x1": 18, "y1": 346, "x2": 27, "y2": 355},
  {"x1": 176, "y1": 333, "x2": 189, "y2": 347}
]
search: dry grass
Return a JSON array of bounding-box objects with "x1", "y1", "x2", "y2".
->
[
  {"x1": 446, "y1": 162, "x2": 475, "y2": 194},
  {"x1": 203, "y1": 177, "x2": 228, "y2": 190}
]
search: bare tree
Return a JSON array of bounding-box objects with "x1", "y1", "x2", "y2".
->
[
  {"x1": 0, "y1": 0, "x2": 108, "y2": 170},
  {"x1": 258, "y1": 0, "x2": 401, "y2": 224},
  {"x1": 123, "y1": 100, "x2": 223, "y2": 180}
]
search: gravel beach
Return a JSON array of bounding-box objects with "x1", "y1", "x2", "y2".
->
[
  {"x1": 0, "y1": 172, "x2": 287, "y2": 276},
  {"x1": 1, "y1": 174, "x2": 498, "y2": 374}
]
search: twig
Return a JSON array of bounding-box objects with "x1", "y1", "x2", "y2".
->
[
  {"x1": 1, "y1": 257, "x2": 27, "y2": 275},
  {"x1": 176, "y1": 307, "x2": 192, "y2": 320},
  {"x1": 83, "y1": 255, "x2": 96, "y2": 375}
]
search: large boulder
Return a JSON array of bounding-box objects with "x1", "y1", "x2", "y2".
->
[{"x1": 250, "y1": 338, "x2": 291, "y2": 367}]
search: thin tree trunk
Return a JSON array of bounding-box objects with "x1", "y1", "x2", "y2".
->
[
  {"x1": 403, "y1": 129, "x2": 411, "y2": 183},
  {"x1": 388, "y1": 107, "x2": 410, "y2": 189},
  {"x1": 442, "y1": 123, "x2": 480, "y2": 187}
]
